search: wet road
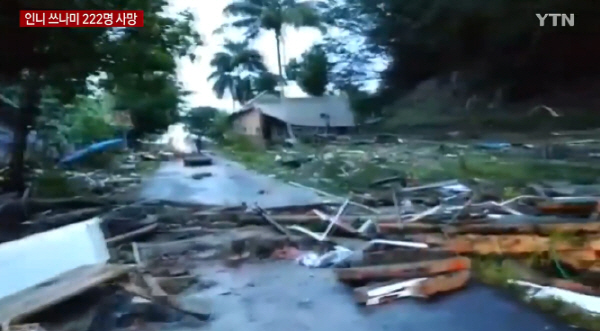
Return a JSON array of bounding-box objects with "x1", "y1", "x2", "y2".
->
[
  {"x1": 171, "y1": 261, "x2": 572, "y2": 331},
  {"x1": 138, "y1": 155, "x2": 323, "y2": 208},
  {"x1": 141, "y1": 154, "x2": 572, "y2": 331}
]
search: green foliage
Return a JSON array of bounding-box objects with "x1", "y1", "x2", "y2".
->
[
  {"x1": 217, "y1": 0, "x2": 328, "y2": 78},
  {"x1": 65, "y1": 95, "x2": 116, "y2": 145},
  {"x1": 0, "y1": 0, "x2": 201, "y2": 190},
  {"x1": 336, "y1": 0, "x2": 600, "y2": 100},
  {"x1": 286, "y1": 45, "x2": 330, "y2": 96},
  {"x1": 114, "y1": 75, "x2": 183, "y2": 134},
  {"x1": 254, "y1": 72, "x2": 280, "y2": 96},
  {"x1": 184, "y1": 106, "x2": 221, "y2": 132},
  {"x1": 183, "y1": 106, "x2": 230, "y2": 141},
  {"x1": 344, "y1": 86, "x2": 385, "y2": 122},
  {"x1": 34, "y1": 92, "x2": 116, "y2": 163},
  {"x1": 209, "y1": 40, "x2": 269, "y2": 105},
  {"x1": 32, "y1": 170, "x2": 77, "y2": 198}
]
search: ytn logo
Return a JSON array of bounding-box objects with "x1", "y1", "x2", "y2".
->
[{"x1": 536, "y1": 14, "x2": 574, "y2": 27}]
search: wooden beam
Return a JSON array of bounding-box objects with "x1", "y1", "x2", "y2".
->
[
  {"x1": 335, "y1": 256, "x2": 470, "y2": 283},
  {"x1": 0, "y1": 264, "x2": 134, "y2": 327}
]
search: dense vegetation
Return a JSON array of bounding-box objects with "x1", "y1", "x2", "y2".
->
[
  {"x1": 211, "y1": 0, "x2": 600, "y2": 120},
  {"x1": 3, "y1": 0, "x2": 600, "y2": 190},
  {"x1": 0, "y1": 0, "x2": 201, "y2": 191}
]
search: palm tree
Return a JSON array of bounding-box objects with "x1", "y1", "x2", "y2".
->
[
  {"x1": 208, "y1": 40, "x2": 267, "y2": 110},
  {"x1": 217, "y1": 0, "x2": 328, "y2": 83}
]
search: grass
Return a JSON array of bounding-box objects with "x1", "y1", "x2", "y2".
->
[
  {"x1": 380, "y1": 95, "x2": 600, "y2": 135},
  {"x1": 413, "y1": 155, "x2": 600, "y2": 186},
  {"x1": 216, "y1": 132, "x2": 600, "y2": 198},
  {"x1": 32, "y1": 169, "x2": 78, "y2": 198}
]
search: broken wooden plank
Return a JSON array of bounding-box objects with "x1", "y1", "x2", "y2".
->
[
  {"x1": 353, "y1": 270, "x2": 470, "y2": 305},
  {"x1": 0, "y1": 264, "x2": 134, "y2": 327},
  {"x1": 34, "y1": 207, "x2": 105, "y2": 228},
  {"x1": 412, "y1": 234, "x2": 600, "y2": 255},
  {"x1": 418, "y1": 270, "x2": 470, "y2": 297},
  {"x1": 141, "y1": 273, "x2": 169, "y2": 299},
  {"x1": 354, "y1": 278, "x2": 426, "y2": 305},
  {"x1": 254, "y1": 204, "x2": 292, "y2": 237},
  {"x1": 361, "y1": 248, "x2": 455, "y2": 266},
  {"x1": 335, "y1": 256, "x2": 470, "y2": 283},
  {"x1": 154, "y1": 275, "x2": 197, "y2": 294},
  {"x1": 379, "y1": 218, "x2": 600, "y2": 235},
  {"x1": 119, "y1": 278, "x2": 211, "y2": 321},
  {"x1": 536, "y1": 199, "x2": 598, "y2": 217},
  {"x1": 105, "y1": 221, "x2": 158, "y2": 246},
  {"x1": 379, "y1": 221, "x2": 600, "y2": 235}
]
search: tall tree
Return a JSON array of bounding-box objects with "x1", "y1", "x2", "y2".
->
[
  {"x1": 217, "y1": 0, "x2": 328, "y2": 82},
  {"x1": 0, "y1": 0, "x2": 201, "y2": 192},
  {"x1": 286, "y1": 44, "x2": 329, "y2": 96},
  {"x1": 254, "y1": 72, "x2": 279, "y2": 96},
  {"x1": 208, "y1": 40, "x2": 267, "y2": 108}
]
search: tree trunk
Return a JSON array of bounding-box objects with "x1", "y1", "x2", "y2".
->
[
  {"x1": 8, "y1": 73, "x2": 41, "y2": 194},
  {"x1": 275, "y1": 30, "x2": 284, "y2": 97}
]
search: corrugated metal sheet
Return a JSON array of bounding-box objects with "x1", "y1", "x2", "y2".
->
[{"x1": 248, "y1": 94, "x2": 356, "y2": 127}]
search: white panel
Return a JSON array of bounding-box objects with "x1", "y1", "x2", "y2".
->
[{"x1": 0, "y1": 217, "x2": 109, "y2": 299}]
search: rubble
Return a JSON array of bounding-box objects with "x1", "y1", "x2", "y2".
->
[{"x1": 6, "y1": 136, "x2": 600, "y2": 330}]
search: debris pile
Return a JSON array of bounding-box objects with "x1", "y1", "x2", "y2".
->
[
  {"x1": 4, "y1": 141, "x2": 600, "y2": 329},
  {"x1": 242, "y1": 178, "x2": 600, "y2": 312}
]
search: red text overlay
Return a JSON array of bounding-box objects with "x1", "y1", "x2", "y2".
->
[{"x1": 20, "y1": 10, "x2": 144, "y2": 27}]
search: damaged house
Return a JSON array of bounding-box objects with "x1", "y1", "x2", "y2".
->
[{"x1": 229, "y1": 93, "x2": 356, "y2": 144}]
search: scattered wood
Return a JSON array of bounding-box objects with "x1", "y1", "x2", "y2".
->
[
  {"x1": 378, "y1": 219, "x2": 600, "y2": 235},
  {"x1": 335, "y1": 256, "x2": 471, "y2": 283},
  {"x1": 154, "y1": 275, "x2": 197, "y2": 294},
  {"x1": 361, "y1": 248, "x2": 455, "y2": 266},
  {"x1": 353, "y1": 270, "x2": 470, "y2": 305},
  {"x1": 287, "y1": 181, "x2": 381, "y2": 214},
  {"x1": 369, "y1": 176, "x2": 406, "y2": 188},
  {"x1": 34, "y1": 207, "x2": 106, "y2": 228},
  {"x1": 105, "y1": 221, "x2": 158, "y2": 246},
  {"x1": 119, "y1": 277, "x2": 211, "y2": 321},
  {"x1": 0, "y1": 264, "x2": 134, "y2": 327},
  {"x1": 253, "y1": 204, "x2": 292, "y2": 237},
  {"x1": 418, "y1": 270, "x2": 470, "y2": 297},
  {"x1": 536, "y1": 199, "x2": 598, "y2": 217},
  {"x1": 417, "y1": 234, "x2": 600, "y2": 255}
]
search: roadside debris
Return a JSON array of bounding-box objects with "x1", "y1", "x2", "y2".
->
[{"x1": 7, "y1": 135, "x2": 600, "y2": 330}]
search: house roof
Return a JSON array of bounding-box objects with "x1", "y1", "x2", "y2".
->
[{"x1": 239, "y1": 93, "x2": 355, "y2": 127}]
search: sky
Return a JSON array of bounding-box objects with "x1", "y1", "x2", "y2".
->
[{"x1": 169, "y1": 0, "x2": 323, "y2": 112}]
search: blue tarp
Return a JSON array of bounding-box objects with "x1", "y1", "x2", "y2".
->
[
  {"x1": 474, "y1": 141, "x2": 511, "y2": 150},
  {"x1": 58, "y1": 138, "x2": 124, "y2": 165}
]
